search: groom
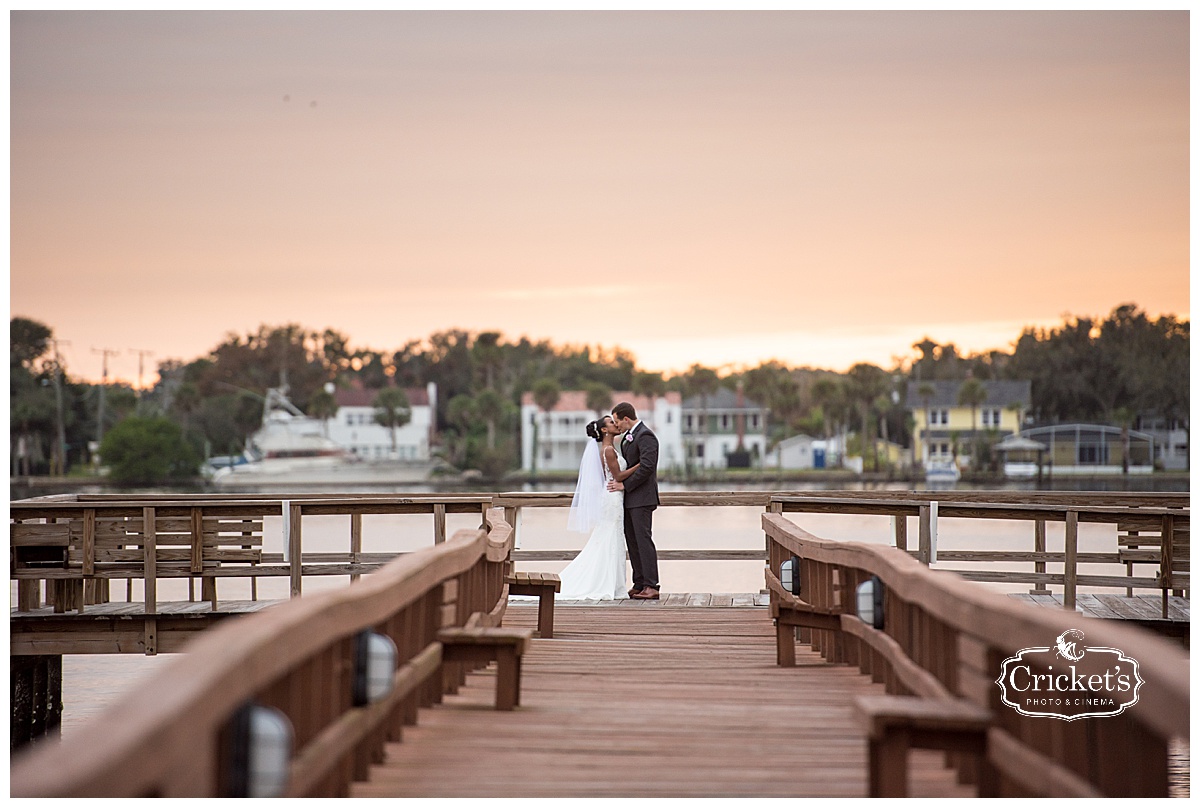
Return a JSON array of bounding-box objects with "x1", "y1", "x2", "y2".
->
[{"x1": 608, "y1": 401, "x2": 660, "y2": 600}]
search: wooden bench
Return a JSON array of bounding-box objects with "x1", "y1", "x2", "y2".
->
[
  {"x1": 855, "y1": 695, "x2": 993, "y2": 797},
  {"x1": 506, "y1": 571, "x2": 560, "y2": 638},
  {"x1": 438, "y1": 626, "x2": 533, "y2": 711}
]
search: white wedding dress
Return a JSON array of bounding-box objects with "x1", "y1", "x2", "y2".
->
[{"x1": 557, "y1": 449, "x2": 627, "y2": 600}]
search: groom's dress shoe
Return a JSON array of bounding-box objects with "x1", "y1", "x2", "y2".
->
[
  {"x1": 628, "y1": 587, "x2": 643, "y2": 598},
  {"x1": 632, "y1": 587, "x2": 660, "y2": 600}
]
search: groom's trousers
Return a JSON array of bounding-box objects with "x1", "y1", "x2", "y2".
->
[{"x1": 624, "y1": 505, "x2": 659, "y2": 591}]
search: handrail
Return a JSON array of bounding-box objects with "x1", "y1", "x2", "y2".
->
[
  {"x1": 771, "y1": 495, "x2": 1189, "y2": 613},
  {"x1": 10, "y1": 508, "x2": 515, "y2": 797},
  {"x1": 10, "y1": 495, "x2": 495, "y2": 615},
  {"x1": 12, "y1": 490, "x2": 1189, "y2": 618},
  {"x1": 763, "y1": 512, "x2": 1188, "y2": 796}
]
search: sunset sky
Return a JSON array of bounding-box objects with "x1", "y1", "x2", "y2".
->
[{"x1": 10, "y1": 11, "x2": 1190, "y2": 386}]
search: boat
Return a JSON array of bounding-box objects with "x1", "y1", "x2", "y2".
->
[
  {"x1": 924, "y1": 460, "x2": 961, "y2": 487},
  {"x1": 208, "y1": 388, "x2": 434, "y2": 488}
]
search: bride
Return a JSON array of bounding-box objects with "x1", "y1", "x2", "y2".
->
[{"x1": 558, "y1": 415, "x2": 640, "y2": 600}]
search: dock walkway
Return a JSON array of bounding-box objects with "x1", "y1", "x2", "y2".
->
[{"x1": 352, "y1": 604, "x2": 974, "y2": 798}]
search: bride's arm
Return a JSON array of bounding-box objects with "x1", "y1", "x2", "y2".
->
[
  {"x1": 603, "y1": 446, "x2": 639, "y2": 482},
  {"x1": 614, "y1": 462, "x2": 640, "y2": 482}
]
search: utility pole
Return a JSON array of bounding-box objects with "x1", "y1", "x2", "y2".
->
[
  {"x1": 48, "y1": 338, "x2": 70, "y2": 475},
  {"x1": 91, "y1": 347, "x2": 119, "y2": 453},
  {"x1": 129, "y1": 348, "x2": 155, "y2": 413}
]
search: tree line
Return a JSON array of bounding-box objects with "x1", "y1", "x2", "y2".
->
[{"x1": 10, "y1": 303, "x2": 1187, "y2": 482}]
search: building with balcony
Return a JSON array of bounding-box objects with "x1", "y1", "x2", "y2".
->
[
  {"x1": 907, "y1": 379, "x2": 1031, "y2": 468},
  {"x1": 520, "y1": 391, "x2": 684, "y2": 473},
  {"x1": 325, "y1": 382, "x2": 438, "y2": 461},
  {"x1": 681, "y1": 388, "x2": 768, "y2": 469}
]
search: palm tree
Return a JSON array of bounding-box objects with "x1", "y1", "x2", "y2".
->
[
  {"x1": 957, "y1": 378, "x2": 987, "y2": 468},
  {"x1": 307, "y1": 387, "x2": 339, "y2": 437},
  {"x1": 1112, "y1": 406, "x2": 1135, "y2": 475},
  {"x1": 531, "y1": 378, "x2": 560, "y2": 477},
  {"x1": 475, "y1": 388, "x2": 504, "y2": 450},
  {"x1": 873, "y1": 393, "x2": 892, "y2": 469},
  {"x1": 373, "y1": 387, "x2": 411, "y2": 458},
  {"x1": 472, "y1": 331, "x2": 505, "y2": 392},
  {"x1": 846, "y1": 364, "x2": 887, "y2": 471},
  {"x1": 631, "y1": 371, "x2": 666, "y2": 400},
  {"x1": 811, "y1": 377, "x2": 842, "y2": 467},
  {"x1": 173, "y1": 381, "x2": 202, "y2": 435},
  {"x1": 446, "y1": 394, "x2": 478, "y2": 467},
  {"x1": 917, "y1": 382, "x2": 936, "y2": 467},
  {"x1": 584, "y1": 382, "x2": 613, "y2": 417}
]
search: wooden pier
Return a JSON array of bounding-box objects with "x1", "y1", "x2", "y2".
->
[
  {"x1": 10, "y1": 492, "x2": 1190, "y2": 797},
  {"x1": 354, "y1": 604, "x2": 974, "y2": 798}
]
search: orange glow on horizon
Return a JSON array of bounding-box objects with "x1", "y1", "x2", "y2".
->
[{"x1": 10, "y1": 12, "x2": 1189, "y2": 387}]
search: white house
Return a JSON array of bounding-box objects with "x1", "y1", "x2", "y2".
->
[
  {"x1": 774, "y1": 434, "x2": 815, "y2": 470},
  {"x1": 681, "y1": 388, "x2": 769, "y2": 469},
  {"x1": 1136, "y1": 413, "x2": 1189, "y2": 471},
  {"x1": 324, "y1": 382, "x2": 438, "y2": 461},
  {"x1": 520, "y1": 391, "x2": 684, "y2": 473}
]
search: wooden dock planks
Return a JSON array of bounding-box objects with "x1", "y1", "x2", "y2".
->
[
  {"x1": 1008, "y1": 593, "x2": 1190, "y2": 623},
  {"x1": 351, "y1": 606, "x2": 974, "y2": 798}
]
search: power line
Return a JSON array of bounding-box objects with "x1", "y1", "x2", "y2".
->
[
  {"x1": 129, "y1": 348, "x2": 155, "y2": 391},
  {"x1": 129, "y1": 348, "x2": 155, "y2": 413},
  {"x1": 91, "y1": 347, "x2": 119, "y2": 449}
]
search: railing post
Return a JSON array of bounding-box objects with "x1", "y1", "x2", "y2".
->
[
  {"x1": 350, "y1": 512, "x2": 363, "y2": 583},
  {"x1": 289, "y1": 502, "x2": 303, "y2": 598},
  {"x1": 1063, "y1": 510, "x2": 1078, "y2": 610},
  {"x1": 1031, "y1": 519, "x2": 1049, "y2": 594},
  {"x1": 1160, "y1": 514, "x2": 1174, "y2": 619},
  {"x1": 892, "y1": 513, "x2": 907, "y2": 552},
  {"x1": 433, "y1": 504, "x2": 447, "y2": 544},
  {"x1": 143, "y1": 506, "x2": 158, "y2": 655},
  {"x1": 143, "y1": 507, "x2": 157, "y2": 615},
  {"x1": 918, "y1": 505, "x2": 931, "y2": 566}
]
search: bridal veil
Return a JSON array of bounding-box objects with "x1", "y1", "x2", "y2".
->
[{"x1": 567, "y1": 439, "x2": 605, "y2": 533}]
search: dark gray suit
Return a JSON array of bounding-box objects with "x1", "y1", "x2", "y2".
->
[{"x1": 620, "y1": 421, "x2": 660, "y2": 591}]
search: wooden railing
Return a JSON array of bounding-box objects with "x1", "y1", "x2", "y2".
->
[
  {"x1": 772, "y1": 494, "x2": 1189, "y2": 615},
  {"x1": 10, "y1": 495, "x2": 492, "y2": 613},
  {"x1": 495, "y1": 491, "x2": 778, "y2": 562},
  {"x1": 763, "y1": 512, "x2": 1189, "y2": 797},
  {"x1": 12, "y1": 490, "x2": 1188, "y2": 617},
  {"x1": 10, "y1": 508, "x2": 515, "y2": 797}
]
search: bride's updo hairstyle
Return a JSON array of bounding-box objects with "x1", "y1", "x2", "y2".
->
[{"x1": 585, "y1": 418, "x2": 606, "y2": 442}]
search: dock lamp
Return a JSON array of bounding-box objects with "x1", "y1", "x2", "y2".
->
[
  {"x1": 353, "y1": 630, "x2": 398, "y2": 706},
  {"x1": 855, "y1": 576, "x2": 885, "y2": 630},
  {"x1": 779, "y1": 556, "x2": 801, "y2": 596},
  {"x1": 225, "y1": 702, "x2": 293, "y2": 798}
]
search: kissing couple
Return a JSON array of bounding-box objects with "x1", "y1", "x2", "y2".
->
[{"x1": 557, "y1": 401, "x2": 661, "y2": 601}]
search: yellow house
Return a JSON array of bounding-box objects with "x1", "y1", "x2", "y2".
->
[{"x1": 906, "y1": 380, "x2": 1031, "y2": 467}]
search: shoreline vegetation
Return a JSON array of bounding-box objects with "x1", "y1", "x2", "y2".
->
[{"x1": 11, "y1": 305, "x2": 1189, "y2": 486}]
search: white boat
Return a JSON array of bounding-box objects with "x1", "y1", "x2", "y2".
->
[
  {"x1": 209, "y1": 388, "x2": 434, "y2": 488},
  {"x1": 924, "y1": 460, "x2": 962, "y2": 486},
  {"x1": 1003, "y1": 462, "x2": 1040, "y2": 480}
]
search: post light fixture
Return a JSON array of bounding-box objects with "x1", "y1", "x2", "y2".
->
[
  {"x1": 353, "y1": 630, "x2": 398, "y2": 706},
  {"x1": 225, "y1": 702, "x2": 293, "y2": 798},
  {"x1": 779, "y1": 556, "x2": 801, "y2": 596},
  {"x1": 856, "y1": 576, "x2": 885, "y2": 630}
]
